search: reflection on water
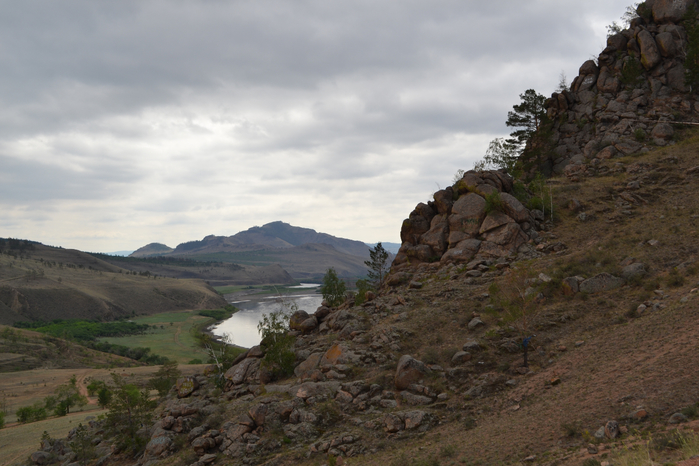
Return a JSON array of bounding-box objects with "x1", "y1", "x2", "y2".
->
[{"x1": 211, "y1": 293, "x2": 323, "y2": 348}]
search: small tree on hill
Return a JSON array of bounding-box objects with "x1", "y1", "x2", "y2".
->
[
  {"x1": 105, "y1": 373, "x2": 155, "y2": 454},
  {"x1": 365, "y1": 243, "x2": 389, "y2": 289},
  {"x1": 320, "y1": 268, "x2": 346, "y2": 307},
  {"x1": 474, "y1": 137, "x2": 520, "y2": 174},
  {"x1": 258, "y1": 310, "x2": 295, "y2": 381},
  {"x1": 148, "y1": 359, "x2": 181, "y2": 397},
  {"x1": 54, "y1": 375, "x2": 87, "y2": 416},
  {"x1": 489, "y1": 265, "x2": 539, "y2": 368}
]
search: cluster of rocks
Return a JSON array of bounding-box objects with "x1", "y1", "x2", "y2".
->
[
  {"x1": 393, "y1": 170, "x2": 543, "y2": 273},
  {"x1": 546, "y1": 0, "x2": 699, "y2": 180},
  {"x1": 28, "y1": 420, "x2": 112, "y2": 466}
]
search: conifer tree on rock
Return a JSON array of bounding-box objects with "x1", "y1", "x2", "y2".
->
[{"x1": 365, "y1": 242, "x2": 389, "y2": 288}]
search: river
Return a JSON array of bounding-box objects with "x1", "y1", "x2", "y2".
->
[{"x1": 210, "y1": 284, "x2": 323, "y2": 348}]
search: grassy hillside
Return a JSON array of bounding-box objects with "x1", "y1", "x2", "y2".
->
[
  {"x1": 0, "y1": 243, "x2": 227, "y2": 325},
  {"x1": 0, "y1": 325, "x2": 140, "y2": 372}
]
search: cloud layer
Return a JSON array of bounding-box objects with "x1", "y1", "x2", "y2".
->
[{"x1": 0, "y1": 0, "x2": 632, "y2": 250}]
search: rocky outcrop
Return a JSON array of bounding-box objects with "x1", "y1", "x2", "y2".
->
[
  {"x1": 544, "y1": 0, "x2": 699, "y2": 180},
  {"x1": 392, "y1": 170, "x2": 539, "y2": 270}
]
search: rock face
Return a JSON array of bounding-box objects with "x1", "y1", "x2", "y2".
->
[
  {"x1": 392, "y1": 170, "x2": 539, "y2": 270},
  {"x1": 543, "y1": 3, "x2": 699, "y2": 180}
]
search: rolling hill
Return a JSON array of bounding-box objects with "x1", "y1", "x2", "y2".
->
[{"x1": 0, "y1": 242, "x2": 227, "y2": 325}]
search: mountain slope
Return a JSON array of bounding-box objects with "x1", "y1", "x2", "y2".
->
[{"x1": 130, "y1": 221, "x2": 372, "y2": 279}]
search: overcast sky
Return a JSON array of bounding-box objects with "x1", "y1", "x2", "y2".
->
[{"x1": 0, "y1": 0, "x2": 633, "y2": 252}]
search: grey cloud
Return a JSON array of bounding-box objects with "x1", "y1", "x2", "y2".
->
[{"x1": 0, "y1": 0, "x2": 634, "y2": 250}]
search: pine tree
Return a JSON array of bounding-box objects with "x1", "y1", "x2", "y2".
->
[
  {"x1": 365, "y1": 243, "x2": 389, "y2": 288},
  {"x1": 506, "y1": 89, "x2": 547, "y2": 148},
  {"x1": 320, "y1": 268, "x2": 346, "y2": 307}
]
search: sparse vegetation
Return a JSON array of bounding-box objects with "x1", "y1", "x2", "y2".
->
[
  {"x1": 320, "y1": 267, "x2": 347, "y2": 307},
  {"x1": 258, "y1": 310, "x2": 295, "y2": 381},
  {"x1": 484, "y1": 191, "x2": 505, "y2": 214},
  {"x1": 147, "y1": 359, "x2": 181, "y2": 397}
]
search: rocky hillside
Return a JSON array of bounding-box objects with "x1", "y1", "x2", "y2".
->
[
  {"x1": 545, "y1": 0, "x2": 699, "y2": 179},
  {"x1": 25, "y1": 135, "x2": 699, "y2": 466},
  {"x1": 18, "y1": 2, "x2": 699, "y2": 465}
]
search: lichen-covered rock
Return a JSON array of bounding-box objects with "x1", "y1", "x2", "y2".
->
[
  {"x1": 638, "y1": 29, "x2": 661, "y2": 69},
  {"x1": 176, "y1": 376, "x2": 199, "y2": 398},
  {"x1": 579, "y1": 273, "x2": 625, "y2": 294},
  {"x1": 144, "y1": 435, "x2": 173, "y2": 458}
]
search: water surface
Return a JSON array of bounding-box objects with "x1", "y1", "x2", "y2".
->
[{"x1": 211, "y1": 289, "x2": 323, "y2": 348}]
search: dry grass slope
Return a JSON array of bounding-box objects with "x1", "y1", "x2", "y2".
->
[{"x1": 0, "y1": 243, "x2": 227, "y2": 325}]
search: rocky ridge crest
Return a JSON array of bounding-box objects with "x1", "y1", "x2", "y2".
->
[{"x1": 546, "y1": 0, "x2": 699, "y2": 179}]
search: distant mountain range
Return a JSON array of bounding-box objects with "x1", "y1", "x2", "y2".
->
[{"x1": 130, "y1": 221, "x2": 385, "y2": 280}]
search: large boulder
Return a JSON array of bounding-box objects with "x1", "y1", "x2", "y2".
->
[
  {"x1": 420, "y1": 216, "x2": 449, "y2": 256},
  {"x1": 176, "y1": 376, "x2": 199, "y2": 398},
  {"x1": 655, "y1": 32, "x2": 677, "y2": 57},
  {"x1": 479, "y1": 211, "x2": 515, "y2": 234},
  {"x1": 289, "y1": 310, "x2": 311, "y2": 331},
  {"x1": 224, "y1": 357, "x2": 261, "y2": 385},
  {"x1": 653, "y1": 0, "x2": 694, "y2": 23},
  {"x1": 638, "y1": 30, "x2": 661, "y2": 69},
  {"x1": 432, "y1": 188, "x2": 454, "y2": 215},
  {"x1": 441, "y1": 239, "x2": 481, "y2": 263},
  {"x1": 395, "y1": 355, "x2": 430, "y2": 390},
  {"x1": 449, "y1": 193, "x2": 487, "y2": 238},
  {"x1": 294, "y1": 352, "x2": 323, "y2": 378},
  {"x1": 597, "y1": 67, "x2": 620, "y2": 93},
  {"x1": 500, "y1": 193, "x2": 529, "y2": 223}
]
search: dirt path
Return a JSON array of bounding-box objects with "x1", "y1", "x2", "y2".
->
[
  {"x1": 75, "y1": 373, "x2": 97, "y2": 405},
  {"x1": 173, "y1": 321, "x2": 185, "y2": 348}
]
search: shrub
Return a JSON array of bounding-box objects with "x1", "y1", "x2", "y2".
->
[
  {"x1": 484, "y1": 191, "x2": 505, "y2": 214},
  {"x1": 681, "y1": 403, "x2": 699, "y2": 419},
  {"x1": 16, "y1": 404, "x2": 48, "y2": 423},
  {"x1": 667, "y1": 268, "x2": 685, "y2": 287},
  {"x1": 422, "y1": 347, "x2": 440, "y2": 365},
  {"x1": 527, "y1": 196, "x2": 544, "y2": 211},
  {"x1": 148, "y1": 359, "x2": 181, "y2": 397},
  {"x1": 620, "y1": 57, "x2": 644, "y2": 87},
  {"x1": 69, "y1": 423, "x2": 95, "y2": 466},
  {"x1": 0, "y1": 411, "x2": 4, "y2": 429},
  {"x1": 354, "y1": 278, "x2": 371, "y2": 306},
  {"x1": 320, "y1": 268, "x2": 346, "y2": 307},
  {"x1": 440, "y1": 445, "x2": 457, "y2": 458},
  {"x1": 104, "y1": 373, "x2": 156, "y2": 455},
  {"x1": 258, "y1": 310, "x2": 296, "y2": 381},
  {"x1": 634, "y1": 128, "x2": 647, "y2": 142}
]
